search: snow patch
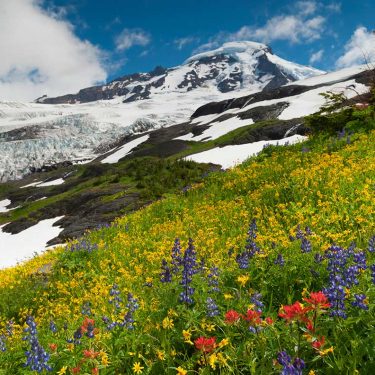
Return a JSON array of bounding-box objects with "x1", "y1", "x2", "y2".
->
[
  {"x1": 37, "y1": 178, "x2": 65, "y2": 187},
  {"x1": 176, "y1": 117, "x2": 254, "y2": 142},
  {"x1": 101, "y1": 135, "x2": 150, "y2": 164},
  {"x1": 0, "y1": 199, "x2": 12, "y2": 213},
  {"x1": 0, "y1": 216, "x2": 64, "y2": 269},
  {"x1": 185, "y1": 134, "x2": 306, "y2": 169}
]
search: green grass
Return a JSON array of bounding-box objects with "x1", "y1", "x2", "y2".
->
[{"x1": 0, "y1": 107, "x2": 374, "y2": 374}]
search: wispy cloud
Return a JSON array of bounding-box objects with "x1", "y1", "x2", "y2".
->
[
  {"x1": 295, "y1": 1, "x2": 318, "y2": 16},
  {"x1": 115, "y1": 28, "x2": 151, "y2": 51},
  {"x1": 0, "y1": 0, "x2": 106, "y2": 101},
  {"x1": 193, "y1": 3, "x2": 326, "y2": 55},
  {"x1": 309, "y1": 49, "x2": 324, "y2": 64},
  {"x1": 326, "y1": 2, "x2": 341, "y2": 13},
  {"x1": 336, "y1": 27, "x2": 375, "y2": 68},
  {"x1": 173, "y1": 36, "x2": 199, "y2": 50}
]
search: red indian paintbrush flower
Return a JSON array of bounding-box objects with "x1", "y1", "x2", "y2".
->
[
  {"x1": 303, "y1": 291, "x2": 331, "y2": 311},
  {"x1": 312, "y1": 336, "x2": 325, "y2": 349},
  {"x1": 278, "y1": 302, "x2": 309, "y2": 323},
  {"x1": 225, "y1": 310, "x2": 241, "y2": 324},
  {"x1": 244, "y1": 309, "x2": 262, "y2": 325},
  {"x1": 83, "y1": 349, "x2": 100, "y2": 359},
  {"x1": 194, "y1": 336, "x2": 216, "y2": 353}
]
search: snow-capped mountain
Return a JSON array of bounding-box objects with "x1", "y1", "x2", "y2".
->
[
  {"x1": 38, "y1": 41, "x2": 322, "y2": 104},
  {"x1": 0, "y1": 40, "x2": 339, "y2": 182}
]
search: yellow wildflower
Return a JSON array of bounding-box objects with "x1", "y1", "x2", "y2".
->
[
  {"x1": 57, "y1": 366, "x2": 68, "y2": 375},
  {"x1": 237, "y1": 274, "x2": 250, "y2": 287},
  {"x1": 162, "y1": 317, "x2": 174, "y2": 329},
  {"x1": 182, "y1": 329, "x2": 193, "y2": 344},
  {"x1": 66, "y1": 343, "x2": 74, "y2": 352},
  {"x1": 132, "y1": 361, "x2": 144, "y2": 374},
  {"x1": 209, "y1": 353, "x2": 217, "y2": 369},
  {"x1": 157, "y1": 350, "x2": 166, "y2": 361},
  {"x1": 176, "y1": 366, "x2": 187, "y2": 375},
  {"x1": 170, "y1": 348, "x2": 177, "y2": 357},
  {"x1": 319, "y1": 346, "x2": 334, "y2": 356},
  {"x1": 168, "y1": 308, "x2": 178, "y2": 317},
  {"x1": 217, "y1": 352, "x2": 229, "y2": 367},
  {"x1": 218, "y1": 338, "x2": 229, "y2": 348},
  {"x1": 308, "y1": 371, "x2": 316, "y2": 375},
  {"x1": 224, "y1": 293, "x2": 234, "y2": 300},
  {"x1": 100, "y1": 351, "x2": 110, "y2": 366}
]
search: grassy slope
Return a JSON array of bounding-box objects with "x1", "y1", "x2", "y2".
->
[
  {"x1": 0, "y1": 122, "x2": 374, "y2": 373},
  {"x1": 0, "y1": 158, "x2": 216, "y2": 232}
]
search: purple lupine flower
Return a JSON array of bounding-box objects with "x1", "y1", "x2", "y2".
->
[
  {"x1": 250, "y1": 292, "x2": 264, "y2": 312},
  {"x1": 0, "y1": 335, "x2": 6, "y2": 352},
  {"x1": 294, "y1": 225, "x2": 312, "y2": 253},
  {"x1": 338, "y1": 129, "x2": 346, "y2": 139},
  {"x1": 323, "y1": 245, "x2": 348, "y2": 318},
  {"x1": 121, "y1": 292, "x2": 139, "y2": 330},
  {"x1": 274, "y1": 253, "x2": 285, "y2": 266},
  {"x1": 368, "y1": 235, "x2": 375, "y2": 253},
  {"x1": 81, "y1": 302, "x2": 92, "y2": 316},
  {"x1": 207, "y1": 266, "x2": 220, "y2": 293},
  {"x1": 179, "y1": 239, "x2": 198, "y2": 304},
  {"x1": 351, "y1": 294, "x2": 368, "y2": 310},
  {"x1": 323, "y1": 244, "x2": 367, "y2": 318},
  {"x1": 236, "y1": 219, "x2": 261, "y2": 269},
  {"x1": 295, "y1": 225, "x2": 304, "y2": 240},
  {"x1": 277, "y1": 351, "x2": 304, "y2": 375},
  {"x1": 86, "y1": 322, "x2": 95, "y2": 338},
  {"x1": 49, "y1": 320, "x2": 57, "y2": 334},
  {"x1": 353, "y1": 251, "x2": 367, "y2": 270},
  {"x1": 171, "y1": 238, "x2": 182, "y2": 274},
  {"x1": 23, "y1": 316, "x2": 52, "y2": 372},
  {"x1": 69, "y1": 239, "x2": 98, "y2": 253},
  {"x1": 160, "y1": 259, "x2": 172, "y2": 283},
  {"x1": 314, "y1": 253, "x2": 324, "y2": 263},
  {"x1": 109, "y1": 283, "x2": 123, "y2": 310},
  {"x1": 73, "y1": 327, "x2": 83, "y2": 345},
  {"x1": 293, "y1": 358, "x2": 305, "y2": 373},
  {"x1": 277, "y1": 351, "x2": 291, "y2": 367},
  {"x1": 301, "y1": 237, "x2": 312, "y2": 253},
  {"x1": 206, "y1": 297, "x2": 220, "y2": 317},
  {"x1": 371, "y1": 264, "x2": 375, "y2": 284}
]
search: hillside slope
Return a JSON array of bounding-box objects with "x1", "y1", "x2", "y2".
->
[{"x1": 0, "y1": 104, "x2": 374, "y2": 373}]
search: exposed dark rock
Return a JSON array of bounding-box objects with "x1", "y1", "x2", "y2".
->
[
  {"x1": 191, "y1": 68, "x2": 375, "y2": 119},
  {"x1": 219, "y1": 119, "x2": 309, "y2": 146}
]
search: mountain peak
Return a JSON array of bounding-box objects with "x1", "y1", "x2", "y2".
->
[{"x1": 186, "y1": 41, "x2": 272, "y2": 63}]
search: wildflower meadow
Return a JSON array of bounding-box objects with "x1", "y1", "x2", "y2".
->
[{"x1": 0, "y1": 105, "x2": 374, "y2": 373}]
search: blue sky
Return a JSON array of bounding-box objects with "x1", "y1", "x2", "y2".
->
[
  {"x1": 46, "y1": 0, "x2": 374, "y2": 75},
  {"x1": 0, "y1": 0, "x2": 374, "y2": 100}
]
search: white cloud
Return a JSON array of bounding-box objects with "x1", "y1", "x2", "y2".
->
[
  {"x1": 194, "y1": 13, "x2": 325, "y2": 54},
  {"x1": 326, "y1": 2, "x2": 341, "y2": 13},
  {"x1": 309, "y1": 49, "x2": 324, "y2": 64},
  {"x1": 174, "y1": 37, "x2": 198, "y2": 50},
  {"x1": 252, "y1": 15, "x2": 325, "y2": 43},
  {"x1": 0, "y1": 0, "x2": 107, "y2": 101},
  {"x1": 193, "y1": 1, "x2": 327, "y2": 55},
  {"x1": 296, "y1": 1, "x2": 318, "y2": 16},
  {"x1": 115, "y1": 28, "x2": 150, "y2": 51},
  {"x1": 336, "y1": 27, "x2": 375, "y2": 68}
]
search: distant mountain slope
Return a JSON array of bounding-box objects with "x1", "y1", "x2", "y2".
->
[
  {"x1": 0, "y1": 41, "x2": 324, "y2": 182},
  {"x1": 37, "y1": 41, "x2": 322, "y2": 104}
]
